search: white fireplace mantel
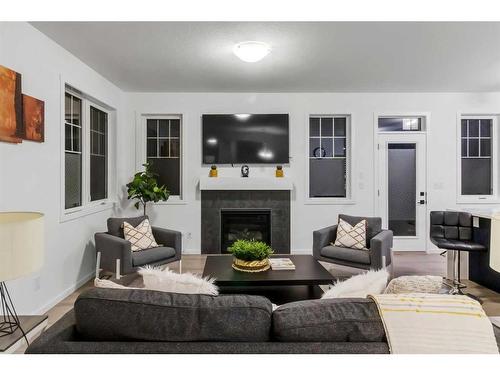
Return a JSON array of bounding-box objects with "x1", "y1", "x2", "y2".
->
[{"x1": 199, "y1": 176, "x2": 293, "y2": 191}]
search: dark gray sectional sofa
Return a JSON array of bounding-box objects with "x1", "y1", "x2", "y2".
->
[
  {"x1": 26, "y1": 288, "x2": 390, "y2": 354},
  {"x1": 26, "y1": 288, "x2": 500, "y2": 354}
]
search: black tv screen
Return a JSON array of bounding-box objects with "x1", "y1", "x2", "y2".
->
[{"x1": 202, "y1": 114, "x2": 289, "y2": 164}]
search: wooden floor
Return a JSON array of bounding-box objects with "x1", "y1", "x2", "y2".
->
[{"x1": 14, "y1": 252, "x2": 500, "y2": 353}]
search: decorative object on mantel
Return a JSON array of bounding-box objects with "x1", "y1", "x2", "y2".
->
[
  {"x1": 228, "y1": 239, "x2": 274, "y2": 272},
  {"x1": 0, "y1": 212, "x2": 44, "y2": 346},
  {"x1": 0, "y1": 64, "x2": 45, "y2": 144},
  {"x1": 22, "y1": 94, "x2": 44, "y2": 142},
  {"x1": 209, "y1": 165, "x2": 218, "y2": 177},
  {"x1": 275, "y1": 165, "x2": 284, "y2": 177},
  {"x1": 0, "y1": 65, "x2": 22, "y2": 143},
  {"x1": 126, "y1": 162, "x2": 170, "y2": 215},
  {"x1": 241, "y1": 164, "x2": 249, "y2": 177}
]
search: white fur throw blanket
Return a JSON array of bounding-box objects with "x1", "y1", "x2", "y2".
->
[
  {"x1": 139, "y1": 266, "x2": 218, "y2": 295},
  {"x1": 369, "y1": 293, "x2": 499, "y2": 354},
  {"x1": 322, "y1": 269, "x2": 389, "y2": 299}
]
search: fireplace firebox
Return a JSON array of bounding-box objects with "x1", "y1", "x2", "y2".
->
[{"x1": 220, "y1": 209, "x2": 271, "y2": 253}]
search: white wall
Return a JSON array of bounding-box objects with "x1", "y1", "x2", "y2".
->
[
  {"x1": 2, "y1": 22, "x2": 500, "y2": 314},
  {"x1": 0, "y1": 22, "x2": 125, "y2": 314},
  {"x1": 121, "y1": 92, "x2": 500, "y2": 254}
]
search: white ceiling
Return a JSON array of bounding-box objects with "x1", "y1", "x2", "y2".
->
[{"x1": 31, "y1": 22, "x2": 500, "y2": 92}]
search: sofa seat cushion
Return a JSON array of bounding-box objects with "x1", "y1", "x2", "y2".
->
[
  {"x1": 75, "y1": 288, "x2": 272, "y2": 342},
  {"x1": 132, "y1": 246, "x2": 176, "y2": 267},
  {"x1": 272, "y1": 298, "x2": 385, "y2": 342},
  {"x1": 321, "y1": 245, "x2": 371, "y2": 265}
]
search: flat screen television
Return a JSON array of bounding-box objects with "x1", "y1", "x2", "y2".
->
[{"x1": 202, "y1": 114, "x2": 289, "y2": 164}]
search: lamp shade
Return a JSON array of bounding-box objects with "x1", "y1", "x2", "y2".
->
[{"x1": 0, "y1": 212, "x2": 44, "y2": 282}]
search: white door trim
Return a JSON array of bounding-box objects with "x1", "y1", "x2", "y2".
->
[{"x1": 373, "y1": 112, "x2": 431, "y2": 252}]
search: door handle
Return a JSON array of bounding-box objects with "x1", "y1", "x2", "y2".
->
[{"x1": 417, "y1": 200, "x2": 426, "y2": 205}]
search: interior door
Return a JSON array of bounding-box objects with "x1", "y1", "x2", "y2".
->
[{"x1": 377, "y1": 133, "x2": 427, "y2": 251}]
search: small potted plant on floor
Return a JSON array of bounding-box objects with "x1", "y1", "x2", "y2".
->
[{"x1": 228, "y1": 239, "x2": 274, "y2": 272}]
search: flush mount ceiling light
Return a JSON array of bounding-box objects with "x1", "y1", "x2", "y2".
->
[{"x1": 233, "y1": 41, "x2": 272, "y2": 63}]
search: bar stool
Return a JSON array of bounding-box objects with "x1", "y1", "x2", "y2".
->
[{"x1": 429, "y1": 211, "x2": 487, "y2": 299}]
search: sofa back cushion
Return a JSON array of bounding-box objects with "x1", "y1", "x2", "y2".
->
[
  {"x1": 272, "y1": 298, "x2": 385, "y2": 342},
  {"x1": 107, "y1": 215, "x2": 148, "y2": 238},
  {"x1": 339, "y1": 214, "x2": 382, "y2": 245},
  {"x1": 75, "y1": 288, "x2": 272, "y2": 342}
]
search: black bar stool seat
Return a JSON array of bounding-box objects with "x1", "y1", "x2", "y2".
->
[{"x1": 430, "y1": 211, "x2": 486, "y2": 298}]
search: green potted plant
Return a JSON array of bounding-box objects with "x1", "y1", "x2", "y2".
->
[
  {"x1": 126, "y1": 162, "x2": 170, "y2": 215},
  {"x1": 228, "y1": 239, "x2": 274, "y2": 272}
]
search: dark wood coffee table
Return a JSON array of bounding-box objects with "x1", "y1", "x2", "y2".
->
[{"x1": 202, "y1": 255, "x2": 335, "y2": 304}]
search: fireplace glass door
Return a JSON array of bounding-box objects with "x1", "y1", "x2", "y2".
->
[{"x1": 220, "y1": 209, "x2": 271, "y2": 253}]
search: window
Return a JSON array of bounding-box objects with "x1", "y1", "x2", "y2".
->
[
  {"x1": 309, "y1": 115, "x2": 350, "y2": 198},
  {"x1": 460, "y1": 116, "x2": 495, "y2": 197},
  {"x1": 145, "y1": 116, "x2": 182, "y2": 197},
  {"x1": 90, "y1": 106, "x2": 108, "y2": 201},
  {"x1": 378, "y1": 116, "x2": 424, "y2": 132},
  {"x1": 64, "y1": 93, "x2": 82, "y2": 209},
  {"x1": 63, "y1": 86, "x2": 112, "y2": 214}
]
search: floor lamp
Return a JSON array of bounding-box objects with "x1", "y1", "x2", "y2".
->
[{"x1": 0, "y1": 212, "x2": 44, "y2": 345}]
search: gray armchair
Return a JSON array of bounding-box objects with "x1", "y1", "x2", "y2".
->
[
  {"x1": 313, "y1": 214, "x2": 393, "y2": 271},
  {"x1": 95, "y1": 215, "x2": 182, "y2": 276}
]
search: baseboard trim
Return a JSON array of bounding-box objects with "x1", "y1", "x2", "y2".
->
[
  {"x1": 183, "y1": 248, "x2": 201, "y2": 254},
  {"x1": 31, "y1": 271, "x2": 95, "y2": 315},
  {"x1": 290, "y1": 249, "x2": 312, "y2": 255}
]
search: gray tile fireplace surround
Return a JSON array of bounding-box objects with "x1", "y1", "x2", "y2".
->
[{"x1": 201, "y1": 190, "x2": 291, "y2": 254}]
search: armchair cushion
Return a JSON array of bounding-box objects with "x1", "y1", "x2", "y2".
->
[
  {"x1": 339, "y1": 214, "x2": 381, "y2": 246},
  {"x1": 321, "y1": 245, "x2": 371, "y2": 265},
  {"x1": 132, "y1": 246, "x2": 176, "y2": 267},
  {"x1": 107, "y1": 215, "x2": 148, "y2": 238}
]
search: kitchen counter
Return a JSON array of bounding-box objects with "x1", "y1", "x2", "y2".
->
[{"x1": 451, "y1": 208, "x2": 500, "y2": 293}]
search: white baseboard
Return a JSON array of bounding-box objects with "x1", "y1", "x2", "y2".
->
[
  {"x1": 31, "y1": 271, "x2": 95, "y2": 315},
  {"x1": 183, "y1": 248, "x2": 201, "y2": 254},
  {"x1": 290, "y1": 249, "x2": 312, "y2": 255}
]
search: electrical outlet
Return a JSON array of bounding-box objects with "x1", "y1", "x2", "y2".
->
[{"x1": 185, "y1": 232, "x2": 192, "y2": 240}]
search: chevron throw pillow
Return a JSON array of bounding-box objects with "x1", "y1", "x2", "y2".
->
[
  {"x1": 333, "y1": 218, "x2": 367, "y2": 250},
  {"x1": 123, "y1": 219, "x2": 159, "y2": 251}
]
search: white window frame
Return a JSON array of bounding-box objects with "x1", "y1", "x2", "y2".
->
[
  {"x1": 60, "y1": 84, "x2": 116, "y2": 222},
  {"x1": 305, "y1": 113, "x2": 354, "y2": 205},
  {"x1": 457, "y1": 114, "x2": 498, "y2": 204},
  {"x1": 136, "y1": 113, "x2": 186, "y2": 205}
]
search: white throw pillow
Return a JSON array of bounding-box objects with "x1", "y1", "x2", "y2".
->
[
  {"x1": 333, "y1": 218, "x2": 367, "y2": 250},
  {"x1": 123, "y1": 218, "x2": 159, "y2": 251},
  {"x1": 384, "y1": 275, "x2": 444, "y2": 294},
  {"x1": 139, "y1": 266, "x2": 218, "y2": 295},
  {"x1": 321, "y1": 268, "x2": 389, "y2": 299}
]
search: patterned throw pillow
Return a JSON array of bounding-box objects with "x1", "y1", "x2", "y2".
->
[
  {"x1": 333, "y1": 218, "x2": 367, "y2": 250},
  {"x1": 123, "y1": 219, "x2": 159, "y2": 251}
]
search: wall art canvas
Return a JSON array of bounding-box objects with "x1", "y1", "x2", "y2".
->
[
  {"x1": 22, "y1": 94, "x2": 45, "y2": 142},
  {"x1": 0, "y1": 65, "x2": 22, "y2": 143}
]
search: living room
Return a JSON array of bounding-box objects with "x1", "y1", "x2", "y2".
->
[{"x1": 1, "y1": 0, "x2": 500, "y2": 370}]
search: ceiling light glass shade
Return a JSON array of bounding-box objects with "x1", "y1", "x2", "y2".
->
[{"x1": 233, "y1": 41, "x2": 271, "y2": 63}]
